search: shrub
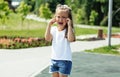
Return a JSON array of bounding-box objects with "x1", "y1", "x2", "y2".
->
[
  {"x1": 0, "y1": 36, "x2": 51, "y2": 49},
  {"x1": 89, "y1": 10, "x2": 98, "y2": 25}
]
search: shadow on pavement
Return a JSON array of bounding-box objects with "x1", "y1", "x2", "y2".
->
[{"x1": 35, "y1": 52, "x2": 120, "y2": 77}]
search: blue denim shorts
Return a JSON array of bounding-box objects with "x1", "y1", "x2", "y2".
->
[{"x1": 49, "y1": 59, "x2": 72, "y2": 75}]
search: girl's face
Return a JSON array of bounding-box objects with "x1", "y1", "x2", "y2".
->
[{"x1": 55, "y1": 10, "x2": 68, "y2": 30}]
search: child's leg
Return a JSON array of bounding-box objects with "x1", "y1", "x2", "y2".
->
[
  {"x1": 52, "y1": 72, "x2": 59, "y2": 77},
  {"x1": 59, "y1": 73, "x2": 68, "y2": 77},
  {"x1": 52, "y1": 72, "x2": 68, "y2": 77}
]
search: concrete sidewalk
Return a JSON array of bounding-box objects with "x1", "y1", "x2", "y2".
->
[
  {"x1": 0, "y1": 47, "x2": 51, "y2": 77},
  {"x1": 35, "y1": 52, "x2": 120, "y2": 77},
  {"x1": 0, "y1": 35, "x2": 120, "y2": 77}
]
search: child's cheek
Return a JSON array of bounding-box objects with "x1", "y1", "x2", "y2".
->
[
  {"x1": 65, "y1": 20, "x2": 68, "y2": 23},
  {"x1": 55, "y1": 18, "x2": 58, "y2": 22}
]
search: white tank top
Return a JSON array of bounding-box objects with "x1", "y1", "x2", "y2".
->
[{"x1": 50, "y1": 26, "x2": 72, "y2": 61}]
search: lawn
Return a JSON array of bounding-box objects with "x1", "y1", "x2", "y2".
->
[
  {"x1": 85, "y1": 44, "x2": 120, "y2": 56},
  {"x1": 0, "y1": 13, "x2": 120, "y2": 38},
  {"x1": 0, "y1": 13, "x2": 120, "y2": 49}
]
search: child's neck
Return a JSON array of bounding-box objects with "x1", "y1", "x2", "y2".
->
[{"x1": 57, "y1": 26, "x2": 65, "y2": 31}]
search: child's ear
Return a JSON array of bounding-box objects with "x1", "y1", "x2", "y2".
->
[{"x1": 66, "y1": 18, "x2": 70, "y2": 22}]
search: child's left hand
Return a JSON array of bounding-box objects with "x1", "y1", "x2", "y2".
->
[{"x1": 66, "y1": 18, "x2": 72, "y2": 26}]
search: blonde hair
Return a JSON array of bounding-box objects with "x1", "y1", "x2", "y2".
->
[
  {"x1": 56, "y1": 4, "x2": 71, "y2": 13},
  {"x1": 55, "y1": 4, "x2": 74, "y2": 38}
]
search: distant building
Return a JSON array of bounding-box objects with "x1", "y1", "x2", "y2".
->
[
  {"x1": 11, "y1": 0, "x2": 21, "y2": 8},
  {"x1": 5, "y1": 0, "x2": 22, "y2": 12}
]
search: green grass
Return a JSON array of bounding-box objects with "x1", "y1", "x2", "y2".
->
[
  {"x1": 0, "y1": 13, "x2": 120, "y2": 49},
  {"x1": 0, "y1": 13, "x2": 120, "y2": 38},
  {"x1": 112, "y1": 27, "x2": 120, "y2": 33},
  {"x1": 0, "y1": 29, "x2": 45, "y2": 38},
  {"x1": 0, "y1": 13, "x2": 47, "y2": 30},
  {"x1": 85, "y1": 44, "x2": 120, "y2": 55},
  {"x1": 1, "y1": 25, "x2": 119, "y2": 38},
  {"x1": 0, "y1": 13, "x2": 47, "y2": 38},
  {"x1": 75, "y1": 27, "x2": 98, "y2": 36},
  {"x1": 75, "y1": 26, "x2": 120, "y2": 36}
]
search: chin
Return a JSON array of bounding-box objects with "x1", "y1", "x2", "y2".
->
[{"x1": 57, "y1": 23, "x2": 62, "y2": 26}]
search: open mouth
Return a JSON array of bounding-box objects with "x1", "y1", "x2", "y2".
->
[{"x1": 58, "y1": 22, "x2": 63, "y2": 25}]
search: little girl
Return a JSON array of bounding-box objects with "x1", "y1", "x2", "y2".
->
[{"x1": 45, "y1": 4, "x2": 76, "y2": 77}]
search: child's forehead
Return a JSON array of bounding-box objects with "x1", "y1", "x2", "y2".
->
[
  {"x1": 55, "y1": 10, "x2": 68, "y2": 16},
  {"x1": 56, "y1": 9, "x2": 68, "y2": 14}
]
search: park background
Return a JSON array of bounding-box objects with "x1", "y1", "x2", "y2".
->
[
  {"x1": 0, "y1": 0, "x2": 120, "y2": 49},
  {"x1": 0, "y1": 0, "x2": 120, "y2": 77}
]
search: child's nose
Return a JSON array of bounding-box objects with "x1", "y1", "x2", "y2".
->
[{"x1": 59, "y1": 18, "x2": 63, "y2": 22}]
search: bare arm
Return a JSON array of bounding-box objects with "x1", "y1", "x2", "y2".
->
[
  {"x1": 67, "y1": 18, "x2": 76, "y2": 42},
  {"x1": 44, "y1": 18, "x2": 56, "y2": 42},
  {"x1": 44, "y1": 24, "x2": 52, "y2": 42}
]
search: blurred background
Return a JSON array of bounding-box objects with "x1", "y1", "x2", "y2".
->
[{"x1": 0, "y1": 0, "x2": 120, "y2": 49}]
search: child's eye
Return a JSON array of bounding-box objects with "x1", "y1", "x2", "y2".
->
[{"x1": 57, "y1": 16, "x2": 60, "y2": 18}]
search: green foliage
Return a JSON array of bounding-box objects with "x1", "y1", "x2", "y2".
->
[
  {"x1": 16, "y1": 1, "x2": 31, "y2": 28},
  {"x1": 1, "y1": 13, "x2": 120, "y2": 38},
  {"x1": 34, "y1": 0, "x2": 40, "y2": 15},
  {"x1": 47, "y1": 0, "x2": 65, "y2": 13},
  {"x1": 100, "y1": 16, "x2": 108, "y2": 26},
  {"x1": 34, "y1": 0, "x2": 47, "y2": 15},
  {"x1": 22, "y1": 0, "x2": 120, "y2": 27},
  {"x1": 24, "y1": 0, "x2": 35, "y2": 12},
  {"x1": 85, "y1": 44, "x2": 120, "y2": 55},
  {"x1": 96, "y1": 0, "x2": 107, "y2": 3},
  {"x1": 0, "y1": 36, "x2": 51, "y2": 49},
  {"x1": 0, "y1": 0, "x2": 11, "y2": 25},
  {"x1": 39, "y1": 3, "x2": 52, "y2": 19},
  {"x1": 114, "y1": 0, "x2": 120, "y2": 8},
  {"x1": 83, "y1": 0, "x2": 93, "y2": 24},
  {"x1": 75, "y1": 27, "x2": 98, "y2": 36},
  {"x1": 93, "y1": 0, "x2": 108, "y2": 26},
  {"x1": 89, "y1": 10, "x2": 98, "y2": 25},
  {"x1": 113, "y1": 0, "x2": 120, "y2": 26},
  {"x1": 16, "y1": 1, "x2": 31, "y2": 21},
  {"x1": 76, "y1": 8, "x2": 86, "y2": 24},
  {"x1": 65, "y1": 0, "x2": 79, "y2": 13}
]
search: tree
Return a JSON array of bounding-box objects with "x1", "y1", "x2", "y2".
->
[
  {"x1": 113, "y1": 0, "x2": 120, "y2": 26},
  {"x1": 16, "y1": 1, "x2": 31, "y2": 29},
  {"x1": 48, "y1": 0, "x2": 65, "y2": 13},
  {"x1": 65, "y1": 0, "x2": 83, "y2": 13},
  {"x1": 92, "y1": 0, "x2": 108, "y2": 26},
  {"x1": 21, "y1": 0, "x2": 120, "y2": 27},
  {"x1": 24, "y1": 0, "x2": 35, "y2": 12},
  {"x1": 0, "y1": 0, "x2": 11, "y2": 29},
  {"x1": 34, "y1": 0, "x2": 45, "y2": 15},
  {"x1": 39, "y1": 3, "x2": 52, "y2": 20},
  {"x1": 76, "y1": 8, "x2": 86, "y2": 24},
  {"x1": 89, "y1": 10, "x2": 98, "y2": 25}
]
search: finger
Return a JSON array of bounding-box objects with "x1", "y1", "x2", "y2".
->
[
  {"x1": 66, "y1": 18, "x2": 71, "y2": 22},
  {"x1": 52, "y1": 18, "x2": 56, "y2": 23},
  {"x1": 66, "y1": 18, "x2": 69, "y2": 21},
  {"x1": 50, "y1": 18, "x2": 56, "y2": 24}
]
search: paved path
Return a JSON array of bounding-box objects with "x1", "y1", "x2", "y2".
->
[
  {"x1": 0, "y1": 47, "x2": 51, "y2": 77},
  {"x1": 0, "y1": 35, "x2": 120, "y2": 77},
  {"x1": 35, "y1": 52, "x2": 120, "y2": 77}
]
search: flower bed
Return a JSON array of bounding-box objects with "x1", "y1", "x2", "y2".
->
[
  {"x1": 0, "y1": 36, "x2": 51, "y2": 49},
  {"x1": 103, "y1": 34, "x2": 120, "y2": 38}
]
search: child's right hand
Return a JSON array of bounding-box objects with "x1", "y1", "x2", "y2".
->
[{"x1": 49, "y1": 18, "x2": 56, "y2": 26}]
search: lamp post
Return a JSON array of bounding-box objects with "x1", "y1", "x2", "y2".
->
[{"x1": 108, "y1": 0, "x2": 113, "y2": 46}]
